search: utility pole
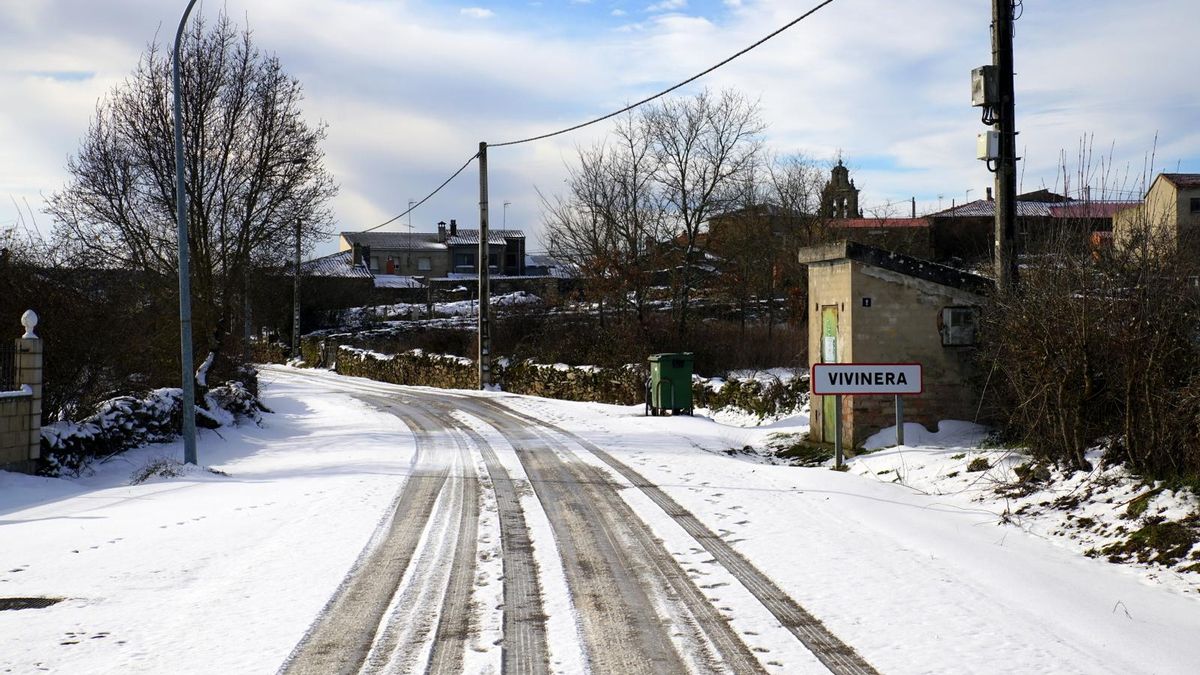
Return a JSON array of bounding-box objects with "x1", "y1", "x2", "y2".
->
[
  {"x1": 292, "y1": 220, "x2": 301, "y2": 358},
  {"x1": 477, "y1": 141, "x2": 491, "y2": 389},
  {"x1": 992, "y1": 0, "x2": 1018, "y2": 289}
]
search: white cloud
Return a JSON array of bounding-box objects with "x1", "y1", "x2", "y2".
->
[
  {"x1": 2, "y1": 0, "x2": 1199, "y2": 252},
  {"x1": 459, "y1": 7, "x2": 495, "y2": 19},
  {"x1": 646, "y1": 0, "x2": 687, "y2": 13},
  {"x1": 612, "y1": 9, "x2": 627, "y2": 17}
]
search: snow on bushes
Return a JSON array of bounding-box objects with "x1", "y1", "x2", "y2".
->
[{"x1": 40, "y1": 379, "x2": 266, "y2": 476}]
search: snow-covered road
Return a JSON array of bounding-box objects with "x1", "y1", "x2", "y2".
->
[{"x1": 2, "y1": 366, "x2": 1199, "y2": 674}]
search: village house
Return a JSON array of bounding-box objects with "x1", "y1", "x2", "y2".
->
[
  {"x1": 338, "y1": 219, "x2": 527, "y2": 278},
  {"x1": 927, "y1": 188, "x2": 1132, "y2": 265},
  {"x1": 1112, "y1": 173, "x2": 1200, "y2": 255},
  {"x1": 799, "y1": 240, "x2": 993, "y2": 448}
]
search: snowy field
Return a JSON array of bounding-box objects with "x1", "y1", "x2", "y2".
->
[{"x1": 2, "y1": 368, "x2": 1199, "y2": 673}]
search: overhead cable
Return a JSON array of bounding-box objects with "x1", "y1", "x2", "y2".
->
[
  {"x1": 363, "y1": 152, "x2": 480, "y2": 233},
  {"x1": 491, "y1": 0, "x2": 838, "y2": 148}
]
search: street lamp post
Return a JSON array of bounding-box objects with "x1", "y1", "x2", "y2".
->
[
  {"x1": 173, "y1": 0, "x2": 201, "y2": 465},
  {"x1": 293, "y1": 219, "x2": 302, "y2": 359}
]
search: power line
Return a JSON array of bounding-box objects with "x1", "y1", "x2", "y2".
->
[
  {"x1": 491, "y1": 0, "x2": 838, "y2": 148},
  {"x1": 364, "y1": 0, "x2": 838, "y2": 230},
  {"x1": 363, "y1": 152, "x2": 480, "y2": 233}
]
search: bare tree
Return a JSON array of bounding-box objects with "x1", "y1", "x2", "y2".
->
[
  {"x1": 646, "y1": 89, "x2": 764, "y2": 336},
  {"x1": 47, "y1": 12, "x2": 337, "y2": 376},
  {"x1": 543, "y1": 113, "x2": 669, "y2": 326}
]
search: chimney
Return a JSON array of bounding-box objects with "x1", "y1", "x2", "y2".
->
[
  {"x1": 351, "y1": 242, "x2": 362, "y2": 265},
  {"x1": 438, "y1": 221, "x2": 447, "y2": 242},
  {"x1": 450, "y1": 218, "x2": 458, "y2": 236},
  {"x1": 986, "y1": 187, "x2": 994, "y2": 201},
  {"x1": 361, "y1": 245, "x2": 371, "y2": 268}
]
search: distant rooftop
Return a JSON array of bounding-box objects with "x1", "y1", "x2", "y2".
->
[
  {"x1": 302, "y1": 250, "x2": 372, "y2": 279},
  {"x1": 340, "y1": 229, "x2": 524, "y2": 249},
  {"x1": 340, "y1": 231, "x2": 446, "y2": 251},
  {"x1": 930, "y1": 198, "x2": 1138, "y2": 219},
  {"x1": 797, "y1": 240, "x2": 994, "y2": 295},
  {"x1": 834, "y1": 217, "x2": 930, "y2": 229},
  {"x1": 1159, "y1": 173, "x2": 1200, "y2": 189}
]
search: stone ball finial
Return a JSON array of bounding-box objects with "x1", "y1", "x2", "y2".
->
[{"x1": 21, "y1": 309, "x2": 38, "y2": 339}]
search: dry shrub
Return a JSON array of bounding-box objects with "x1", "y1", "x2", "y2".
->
[{"x1": 979, "y1": 223, "x2": 1200, "y2": 478}]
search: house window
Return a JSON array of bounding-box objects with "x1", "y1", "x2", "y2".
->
[
  {"x1": 940, "y1": 306, "x2": 978, "y2": 346},
  {"x1": 454, "y1": 252, "x2": 475, "y2": 272},
  {"x1": 417, "y1": 257, "x2": 431, "y2": 272},
  {"x1": 369, "y1": 257, "x2": 379, "y2": 272},
  {"x1": 1190, "y1": 197, "x2": 1200, "y2": 214}
]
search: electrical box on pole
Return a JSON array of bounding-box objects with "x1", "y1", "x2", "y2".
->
[
  {"x1": 971, "y1": 65, "x2": 997, "y2": 107},
  {"x1": 977, "y1": 131, "x2": 1000, "y2": 161}
]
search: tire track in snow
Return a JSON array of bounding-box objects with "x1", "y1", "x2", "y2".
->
[
  {"x1": 266, "y1": 369, "x2": 548, "y2": 673},
  {"x1": 355, "y1": 397, "x2": 477, "y2": 674},
  {"x1": 442, "y1": 416, "x2": 550, "y2": 675},
  {"x1": 278, "y1": 401, "x2": 450, "y2": 675},
  {"x1": 449, "y1": 397, "x2": 764, "y2": 675},
  {"x1": 487, "y1": 398, "x2": 880, "y2": 675}
]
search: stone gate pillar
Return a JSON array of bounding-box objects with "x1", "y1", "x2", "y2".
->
[{"x1": 16, "y1": 309, "x2": 42, "y2": 462}]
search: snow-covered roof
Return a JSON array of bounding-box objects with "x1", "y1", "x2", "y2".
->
[
  {"x1": 372, "y1": 275, "x2": 425, "y2": 289},
  {"x1": 302, "y1": 250, "x2": 373, "y2": 279},
  {"x1": 340, "y1": 229, "x2": 524, "y2": 249},
  {"x1": 340, "y1": 231, "x2": 447, "y2": 251}
]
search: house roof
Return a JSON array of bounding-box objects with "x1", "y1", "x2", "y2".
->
[
  {"x1": 1047, "y1": 201, "x2": 1137, "y2": 219},
  {"x1": 930, "y1": 198, "x2": 1135, "y2": 220},
  {"x1": 340, "y1": 231, "x2": 447, "y2": 251},
  {"x1": 1159, "y1": 173, "x2": 1200, "y2": 189},
  {"x1": 797, "y1": 240, "x2": 994, "y2": 295},
  {"x1": 928, "y1": 199, "x2": 1060, "y2": 218},
  {"x1": 833, "y1": 217, "x2": 930, "y2": 229},
  {"x1": 302, "y1": 250, "x2": 373, "y2": 279},
  {"x1": 340, "y1": 228, "x2": 525, "y2": 249},
  {"x1": 446, "y1": 229, "x2": 524, "y2": 246}
]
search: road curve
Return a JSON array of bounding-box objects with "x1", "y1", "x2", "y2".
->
[{"x1": 267, "y1": 366, "x2": 875, "y2": 674}]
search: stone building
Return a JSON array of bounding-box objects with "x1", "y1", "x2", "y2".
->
[{"x1": 799, "y1": 241, "x2": 992, "y2": 447}]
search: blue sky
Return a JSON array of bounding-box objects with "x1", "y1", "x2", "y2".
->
[{"x1": 1, "y1": 0, "x2": 1198, "y2": 257}]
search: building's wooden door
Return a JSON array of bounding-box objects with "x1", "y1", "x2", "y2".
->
[{"x1": 821, "y1": 305, "x2": 839, "y2": 442}]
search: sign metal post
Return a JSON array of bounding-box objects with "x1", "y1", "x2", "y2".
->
[{"x1": 834, "y1": 394, "x2": 843, "y2": 469}]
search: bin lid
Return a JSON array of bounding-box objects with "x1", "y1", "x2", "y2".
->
[{"x1": 648, "y1": 352, "x2": 694, "y2": 362}]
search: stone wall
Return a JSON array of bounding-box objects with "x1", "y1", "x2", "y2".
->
[{"x1": 336, "y1": 346, "x2": 478, "y2": 390}]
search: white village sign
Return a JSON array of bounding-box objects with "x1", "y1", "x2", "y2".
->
[
  {"x1": 811, "y1": 363, "x2": 923, "y2": 468},
  {"x1": 811, "y1": 363, "x2": 923, "y2": 395}
]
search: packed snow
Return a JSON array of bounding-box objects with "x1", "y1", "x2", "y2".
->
[{"x1": 2, "y1": 368, "x2": 1198, "y2": 674}]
